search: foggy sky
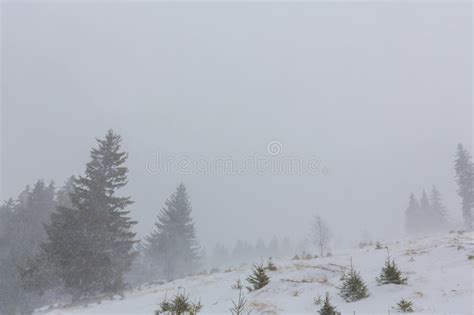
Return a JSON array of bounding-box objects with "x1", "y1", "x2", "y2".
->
[{"x1": 1, "y1": 2, "x2": 472, "y2": 249}]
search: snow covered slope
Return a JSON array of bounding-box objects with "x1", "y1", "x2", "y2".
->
[{"x1": 39, "y1": 232, "x2": 473, "y2": 314}]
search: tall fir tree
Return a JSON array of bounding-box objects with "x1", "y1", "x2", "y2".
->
[
  {"x1": 454, "y1": 144, "x2": 473, "y2": 230},
  {"x1": 419, "y1": 190, "x2": 430, "y2": 219},
  {"x1": 429, "y1": 186, "x2": 448, "y2": 231},
  {"x1": 144, "y1": 183, "x2": 201, "y2": 281},
  {"x1": 405, "y1": 193, "x2": 419, "y2": 235},
  {"x1": 42, "y1": 130, "x2": 137, "y2": 300}
]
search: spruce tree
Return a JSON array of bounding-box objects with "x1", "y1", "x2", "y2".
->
[
  {"x1": 318, "y1": 293, "x2": 338, "y2": 315},
  {"x1": 246, "y1": 264, "x2": 270, "y2": 291},
  {"x1": 429, "y1": 186, "x2": 448, "y2": 231},
  {"x1": 454, "y1": 144, "x2": 473, "y2": 230},
  {"x1": 376, "y1": 250, "x2": 407, "y2": 285},
  {"x1": 419, "y1": 190, "x2": 430, "y2": 220},
  {"x1": 144, "y1": 183, "x2": 201, "y2": 281},
  {"x1": 43, "y1": 130, "x2": 137, "y2": 300},
  {"x1": 337, "y1": 259, "x2": 369, "y2": 302}
]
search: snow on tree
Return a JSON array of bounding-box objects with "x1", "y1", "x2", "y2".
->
[
  {"x1": 144, "y1": 183, "x2": 201, "y2": 281},
  {"x1": 155, "y1": 291, "x2": 202, "y2": 315},
  {"x1": 337, "y1": 258, "x2": 369, "y2": 302},
  {"x1": 312, "y1": 215, "x2": 331, "y2": 257},
  {"x1": 318, "y1": 293, "x2": 339, "y2": 315},
  {"x1": 246, "y1": 264, "x2": 270, "y2": 291},
  {"x1": 376, "y1": 249, "x2": 408, "y2": 285},
  {"x1": 454, "y1": 143, "x2": 473, "y2": 230},
  {"x1": 42, "y1": 130, "x2": 138, "y2": 300}
]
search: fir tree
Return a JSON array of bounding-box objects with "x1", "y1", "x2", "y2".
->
[
  {"x1": 337, "y1": 259, "x2": 369, "y2": 302},
  {"x1": 144, "y1": 183, "x2": 201, "y2": 281},
  {"x1": 376, "y1": 250, "x2": 407, "y2": 285},
  {"x1": 43, "y1": 130, "x2": 137, "y2": 300},
  {"x1": 419, "y1": 190, "x2": 430, "y2": 221},
  {"x1": 429, "y1": 186, "x2": 448, "y2": 231},
  {"x1": 318, "y1": 293, "x2": 338, "y2": 315},
  {"x1": 246, "y1": 264, "x2": 270, "y2": 291},
  {"x1": 454, "y1": 144, "x2": 473, "y2": 230}
]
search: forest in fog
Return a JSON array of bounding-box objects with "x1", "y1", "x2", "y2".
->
[
  {"x1": 0, "y1": 129, "x2": 472, "y2": 314},
  {"x1": 1, "y1": 2, "x2": 472, "y2": 314}
]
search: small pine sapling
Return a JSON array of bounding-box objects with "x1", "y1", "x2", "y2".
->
[
  {"x1": 313, "y1": 294, "x2": 323, "y2": 305},
  {"x1": 230, "y1": 288, "x2": 252, "y2": 315},
  {"x1": 337, "y1": 258, "x2": 369, "y2": 302},
  {"x1": 266, "y1": 257, "x2": 277, "y2": 271},
  {"x1": 396, "y1": 299, "x2": 414, "y2": 312},
  {"x1": 246, "y1": 264, "x2": 270, "y2": 292},
  {"x1": 376, "y1": 249, "x2": 408, "y2": 285},
  {"x1": 155, "y1": 291, "x2": 202, "y2": 315},
  {"x1": 318, "y1": 293, "x2": 339, "y2": 315}
]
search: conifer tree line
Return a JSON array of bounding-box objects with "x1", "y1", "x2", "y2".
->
[
  {"x1": 210, "y1": 236, "x2": 294, "y2": 268},
  {"x1": 0, "y1": 180, "x2": 59, "y2": 314},
  {"x1": 405, "y1": 186, "x2": 448, "y2": 235},
  {"x1": 0, "y1": 130, "x2": 201, "y2": 314},
  {"x1": 405, "y1": 143, "x2": 473, "y2": 235}
]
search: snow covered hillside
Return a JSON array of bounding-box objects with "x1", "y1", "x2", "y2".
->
[{"x1": 39, "y1": 232, "x2": 473, "y2": 314}]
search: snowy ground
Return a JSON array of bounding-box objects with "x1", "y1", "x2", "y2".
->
[{"x1": 38, "y1": 232, "x2": 473, "y2": 314}]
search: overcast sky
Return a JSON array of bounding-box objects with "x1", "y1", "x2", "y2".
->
[{"x1": 1, "y1": 2, "x2": 472, "y2": 249}]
